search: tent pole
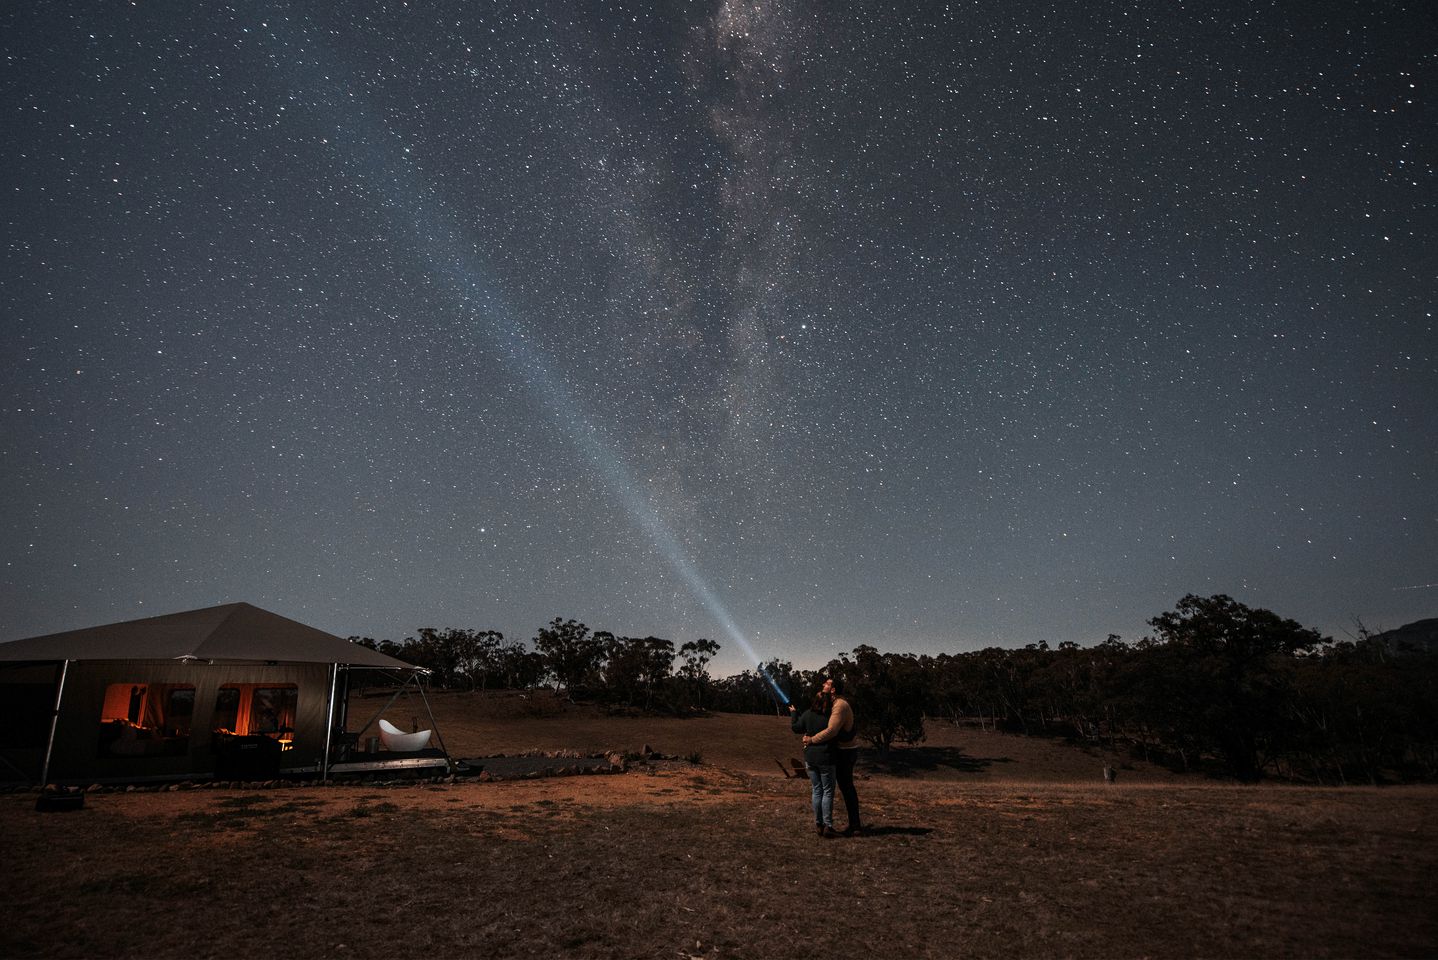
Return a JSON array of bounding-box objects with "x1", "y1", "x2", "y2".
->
[
  {"x1": 414, "y1": 673, "x2": 451, "y2": 770},
  {"x1": 39, "y1": 659, "x2": 71, "y2": 787},
  {"x1": 321, "y1": 663, "x2": 338, "y2": 781}
]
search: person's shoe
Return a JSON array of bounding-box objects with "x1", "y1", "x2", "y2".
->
[
  {"x1": 815, "y1": 823, "x2": 825, "y2": 836},
  {"x1": 842, "y1": 823, "x2": 864, "y2": 837},
  {"x1": 822, "y1": 826, "x2": 839, "y2": 838}
]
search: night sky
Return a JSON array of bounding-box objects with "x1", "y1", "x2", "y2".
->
[{"x1": 3, "y1": 1, "x2": 1434, "y2": 676}]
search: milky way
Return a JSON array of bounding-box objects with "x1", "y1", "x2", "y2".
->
[{"x1": 3, "y1": 1, "x2": 1434, "y2": 674}]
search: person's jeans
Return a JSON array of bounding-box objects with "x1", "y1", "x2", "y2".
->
[{"x1": 807, "y1": 762, "x2": 836, "y2": 827}]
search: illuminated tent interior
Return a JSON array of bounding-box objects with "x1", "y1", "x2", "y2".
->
[{"x1": 0, "y1": 602, "x2": 449, "y2": 784}]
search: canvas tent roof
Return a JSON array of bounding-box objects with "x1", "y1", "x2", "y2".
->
[{"x1": 0, "y1": 602, "x2": 415, "y2": 669}]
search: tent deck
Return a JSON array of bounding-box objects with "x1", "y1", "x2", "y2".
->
[{"x1": 318, "y1": 749, "x2": 450, "y2": 776}]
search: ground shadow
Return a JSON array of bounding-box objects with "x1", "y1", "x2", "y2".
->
[
  {"x1": 861, "y1": 746, "x2": 1014, "y2": 778},
  {"x1": 857, "y1": 825, "x2": 933, "y2": 837}
]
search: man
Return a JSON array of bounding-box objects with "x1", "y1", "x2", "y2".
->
[{"x1": 803, "y1": 677, "x2": 862, "y2": 836}]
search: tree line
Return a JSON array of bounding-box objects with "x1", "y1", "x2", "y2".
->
[
  {"x1": 352, "y1": 594, "x2": 1438, "y2": 784},
  {"x1": 351, "y1": 618, "x2": 720, "y2": 713}
]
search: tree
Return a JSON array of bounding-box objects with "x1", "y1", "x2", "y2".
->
[
  {"x1": 465, "y1": 630, "x2": 505, "y2": 691},
  {"x1": 636, "y1": 636, "x2": 676, "y2": 710},
  {"x1": 710, "y1": 659, "x2": 805, "y2": 714},
  {"x1": 600, "y1": 633, "x2": 643, "y2": 707},
  {"x1": 1144, "y1": 594, "x2": 1325, "y2": 781},
  {"x1": 761, "y1": 658, "x2": 804, "y2": 711},
  {"x1": 533, "y1": 618, "x2": 604, "y2": 696},
  {"x1": 1110, "y1": 636, "x2": 1210, "y2": 770},
  {"x1": 496, "y1": 639, "x2": 545, "y2": 690},
  {"x1": 833, "y1": 645, "x2": 927, "y2": 756},
  {"x1": 402, "y1": 628, "x2": 497, "y2": 689},
  {"x1": 349, "y1": 636, "x2": 405, "y2": 660},
  {"x1": 678, "y1": 638, "x2": 721, "y2": 710},
  {"x1": 1290, "y1": 633, "x2": 1438, "y2": 784}
]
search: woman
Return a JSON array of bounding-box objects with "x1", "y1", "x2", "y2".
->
[
  {"x1": 789, "y1": 689, "x2": 838, "y2": 838},
  {"x1": 805, "y1": 677, "x2": 862, "y2": 836}
]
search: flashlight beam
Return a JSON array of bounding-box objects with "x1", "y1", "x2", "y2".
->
[{"x1": 274, "y1": 33, "x2": 780, "y2": 675}]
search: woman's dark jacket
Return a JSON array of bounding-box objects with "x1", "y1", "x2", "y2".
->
[{"x1": 791, "y1": 709, "x2": 837, "y2": 766}]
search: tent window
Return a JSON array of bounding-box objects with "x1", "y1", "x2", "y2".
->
[
  {"x1": 0, "y1": 683, "x2": 55, "y2": 748},
  {"x1": 168, "y1": 687, "x2": 195, "y2": 735},
  {"x1": 97, "y1": 683, "x2": 195, "y2": 758},
  {"x1": 212, "y1": 684, "x2": 298, "y2": 750},
  {"x1": 213, "y1": 687, "x2": 241, "y2": 734}
]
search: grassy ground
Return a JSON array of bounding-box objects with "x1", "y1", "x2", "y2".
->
[
  {"x1": 5, "y1": 699, "x2": 1435, "y2": 958},
  {"x1": 365, "y1": 688, "x2": 1191, "y2": 783}
]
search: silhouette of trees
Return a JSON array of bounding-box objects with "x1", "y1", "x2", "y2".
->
[
  {"x1": 1288, "y1": 630, "x2": 1438, "y2": 784},
  {"x1": 349, "y1": 636, "x2": 403, "y2": 660},
  {"x1": 595, "y1": 632, "x2": 636, "y2": 704},
  {"x1": 357, "y1": 617, "x2": 720, "y2": 713},
  {"x1": 597, "y1": 634, "x2": 675, "y2": 709},
  {"x1": 709, "y1": 596, "x2": 1433, "y2": 782},
  {"x1": 350, "y1": 629, "x2": 497, "y2": 690},
  {"x1": 678, "y1": 638, "x2": 720, "y2": 709},
  {"x1": 636, "y1": 637, "x2": 676, "y2": 709},
  {"x1": 827, "y1": 645, "x2": 927, "y2": 755},
  {"x1": 534, "y1": 618, "x2": 604, "y2": 696},
  {"x1": 494, "y1": 637, "x2": 546, "y2": 690},
  {"x1": 709, "y1": 658, "x2": 814, "y2": 714},
  {"x1": 349, "y1": 618, "x2": 700, "y2": 713},
  {"x1": 350, "y1": 596, "x2": 1438, "y2": 781},
  {"x1": 1135, "y1": 594, "x2": 1324, "y2": 780},
  {"x1": 465, "y1": 630, "x2": 505, "y2": 691}
]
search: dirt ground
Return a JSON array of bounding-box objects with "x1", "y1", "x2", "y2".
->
[{"x1": 5, "y1": 699, "x2": 1435, "y2": 959}]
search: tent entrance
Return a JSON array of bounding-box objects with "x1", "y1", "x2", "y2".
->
[{"x1": 324, "y1": 667, "x2": 450, "y2": 779}]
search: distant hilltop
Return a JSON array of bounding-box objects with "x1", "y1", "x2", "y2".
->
[{"x1": 1373, "y1": 618, "x2": 1438, "y2": 655}]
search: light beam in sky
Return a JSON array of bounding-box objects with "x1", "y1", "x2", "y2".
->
[{"x1": 276, "y1": 33, "x2": 788, "y2": 685}]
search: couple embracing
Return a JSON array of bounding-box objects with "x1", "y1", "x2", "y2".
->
[{"x1": 788, "y1": 677, "x2": 863, "y2": 838}]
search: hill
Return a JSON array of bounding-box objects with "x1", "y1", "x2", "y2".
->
[{"x1": 1375, "y1": 617, "x2": 1438, "y2": 655}]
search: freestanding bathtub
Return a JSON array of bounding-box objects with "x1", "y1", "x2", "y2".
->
[{"x1": 377, "y1": 718, "x2": 432, "y2": 752}]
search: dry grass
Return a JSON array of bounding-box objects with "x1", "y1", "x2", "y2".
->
[
  {"x1": 373, "y1": 689, "x2": 1191, "y2": 783},
  {"x1": 5, "y1": 698, "x2": 1435, "y2": 959}
]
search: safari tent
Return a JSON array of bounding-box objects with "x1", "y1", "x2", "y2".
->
[{"x1": 0, "y1": 602, "x2": 448, "y2": 785}]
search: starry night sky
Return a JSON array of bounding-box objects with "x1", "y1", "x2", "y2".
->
[{"x1": 3, "y1": 1, "x2": 1434, "y2": 675}]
